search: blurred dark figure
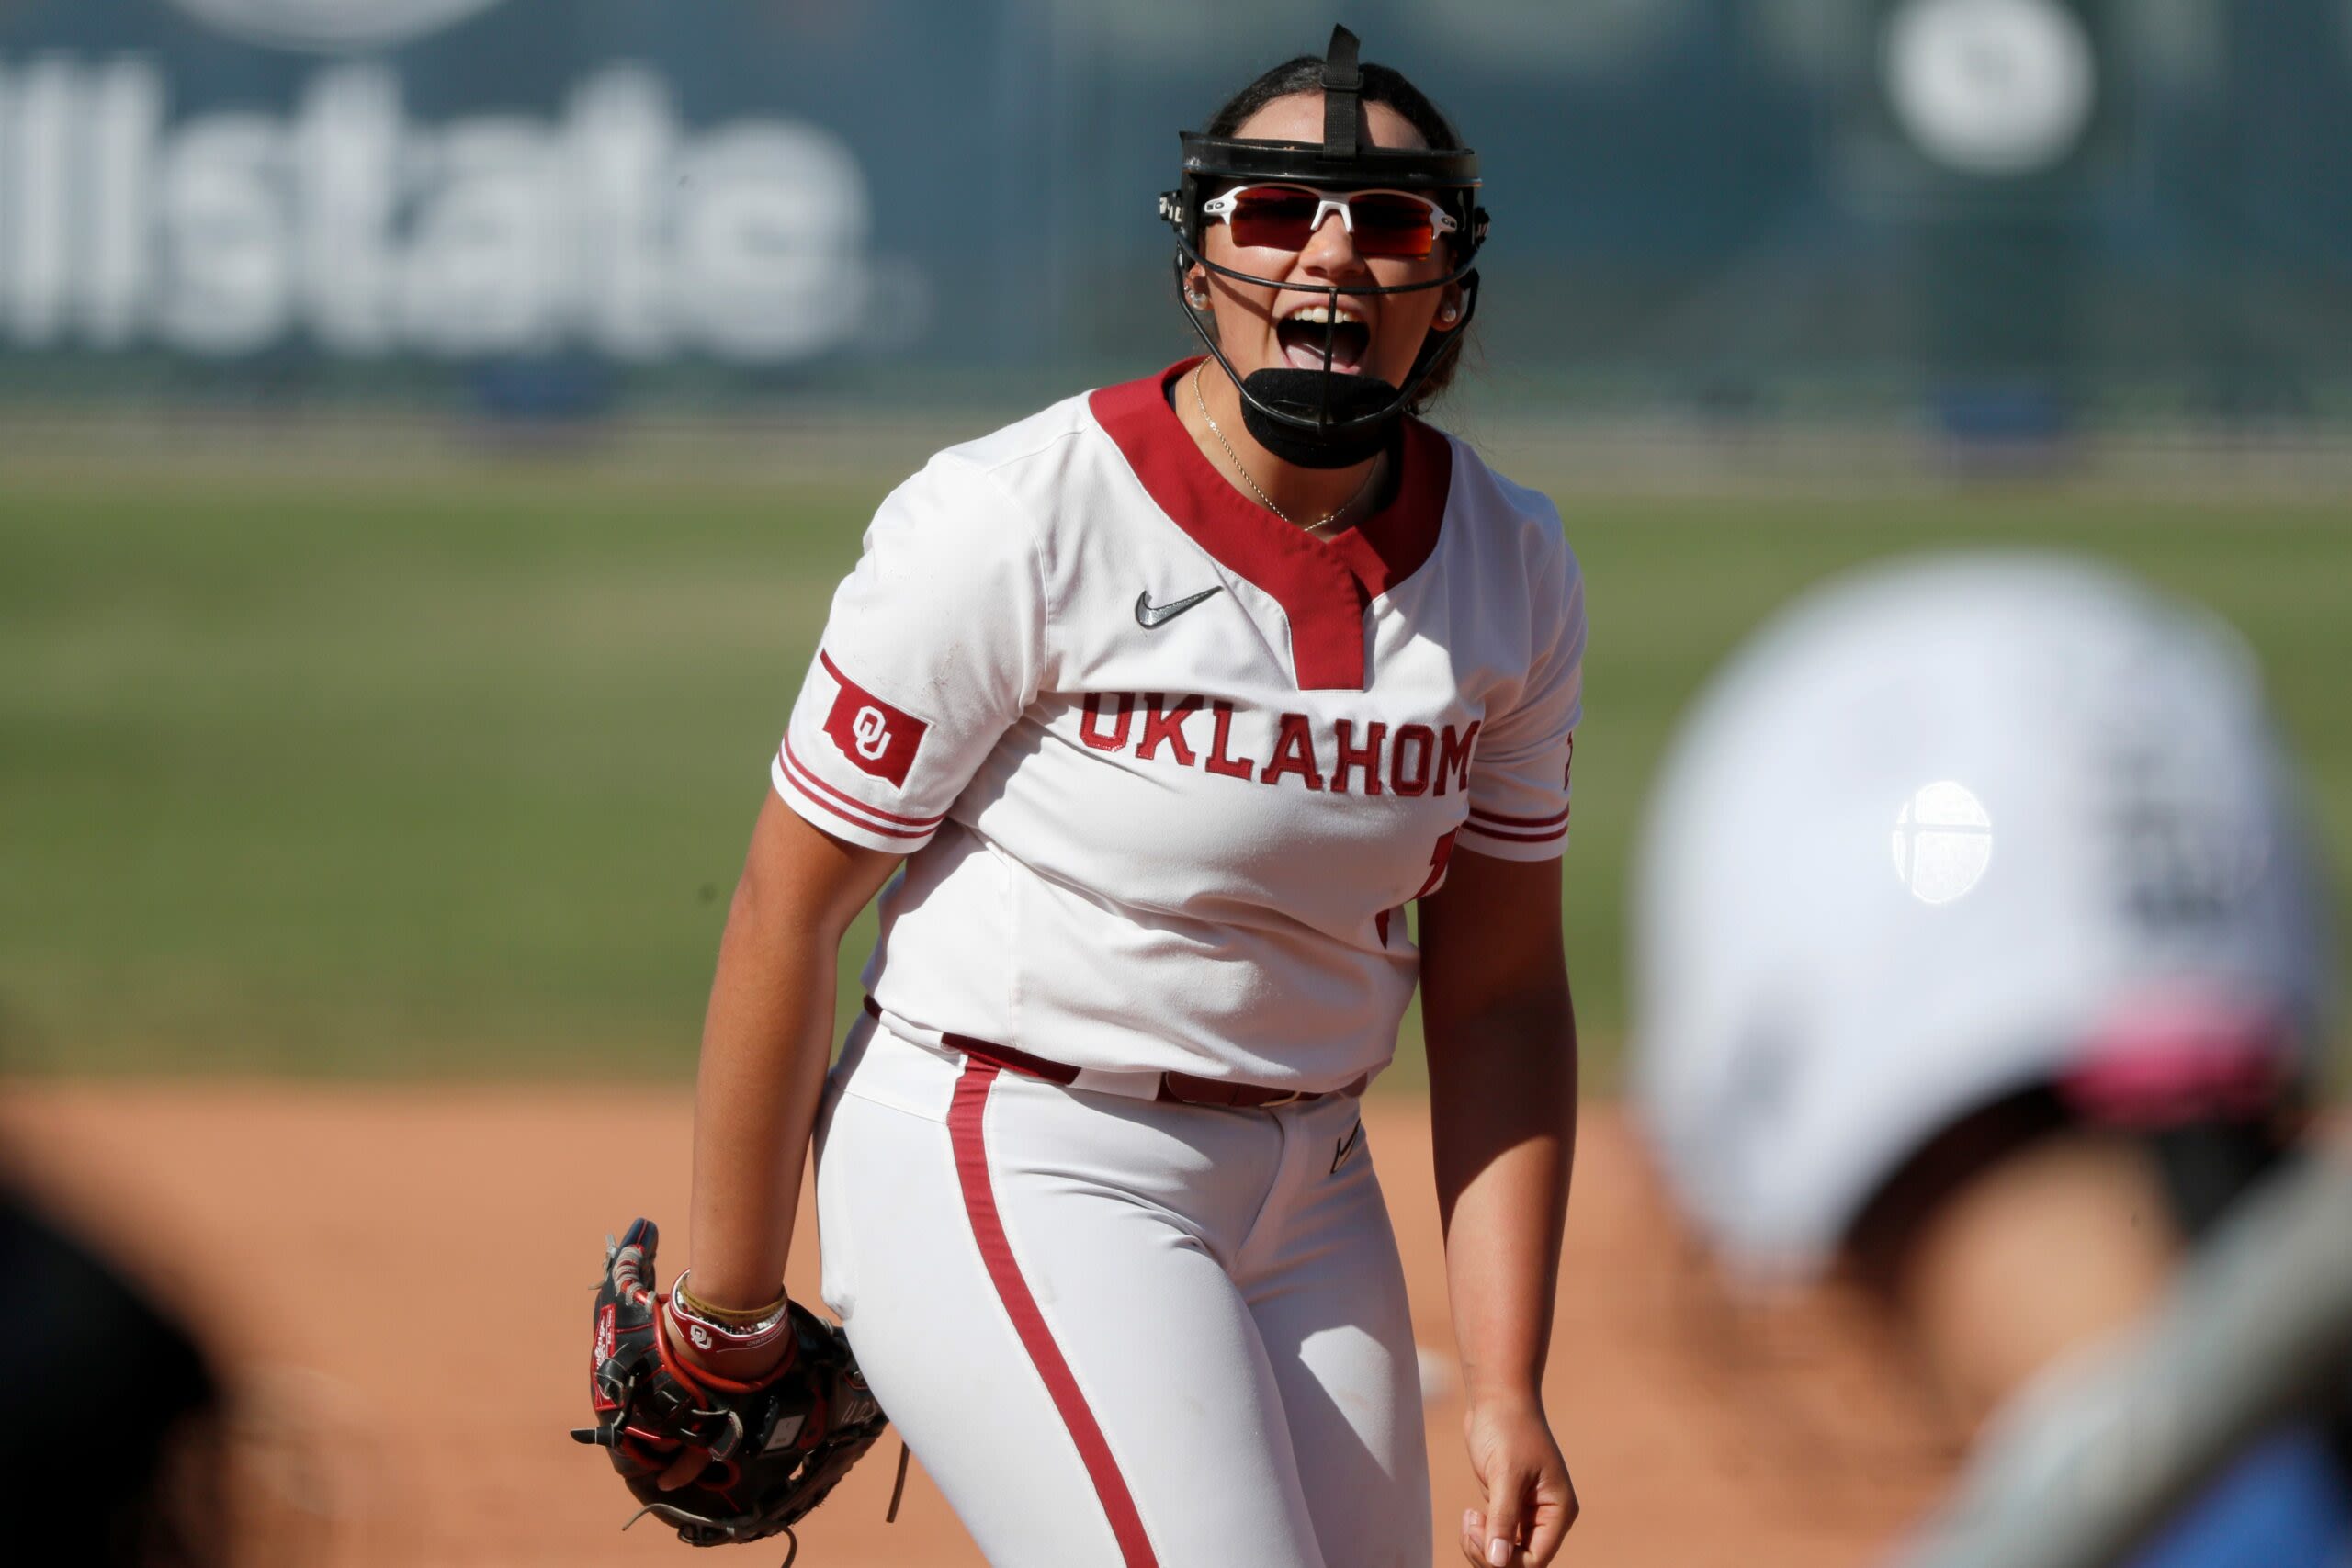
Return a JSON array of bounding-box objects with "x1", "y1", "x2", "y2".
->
[
  {"x1": 1632, "y1": 554, "x2": 2348, "y2": 1566},
  {"x1": 1, "y1": 1189, "x2": 226, "y2": 1564}
]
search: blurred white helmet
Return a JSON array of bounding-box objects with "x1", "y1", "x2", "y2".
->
[{"x1": 1630, "y1": 553, "x2": 2334, "y2": 1281}]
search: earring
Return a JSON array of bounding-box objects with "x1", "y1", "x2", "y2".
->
[
  {"x1": 1438, "y1": 301, "x2": 1460, "y2": 322},
  {"x1": 1185, "y1": 283, "x2": 1209, "y2": 308}
]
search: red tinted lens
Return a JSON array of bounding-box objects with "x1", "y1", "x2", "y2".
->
[
  {"x1": 1226, "y1": 186, "x2": 1323, "y2": 251},
  {"x1": 1348, "y1": 193, "x2": 1438, "y2": 258}
]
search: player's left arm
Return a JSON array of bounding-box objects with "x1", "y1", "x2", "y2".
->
[
  {"x1": 1420, "y1": 505, "x2": 1585, "y2": 1568},
  {"x1": 1421, "y1": 848, "x2": 1580, "y2": 1568}
]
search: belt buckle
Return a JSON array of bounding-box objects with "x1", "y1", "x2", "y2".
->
[{"x1": 1253, "y1": 1089, "x2": 1309, "y2": 1110}]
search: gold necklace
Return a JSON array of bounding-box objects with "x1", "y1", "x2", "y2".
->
[{"x1": 1193, "y1": 363, "x2": 1378, "y2": 532}]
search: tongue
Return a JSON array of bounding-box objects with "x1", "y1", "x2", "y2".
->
[{"x1": 1279, "y1": 321, "x2": 1366, "y2": 374}]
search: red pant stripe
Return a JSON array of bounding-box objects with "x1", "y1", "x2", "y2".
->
[{"x1": 947, "y1": 1060, "x2": 1159, "y2": 1567}]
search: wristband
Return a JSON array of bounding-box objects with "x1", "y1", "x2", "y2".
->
[
  {"x1": 672, "y1": 1269, "x2": 791, "y2": 1330},
  {"x1": 663, "y1": 1274, "x2": 798, "y2": 1385}
]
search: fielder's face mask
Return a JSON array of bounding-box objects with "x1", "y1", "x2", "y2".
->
[{"x1": 1159, "y1": 26, "x2": 1489, "y2": 468}]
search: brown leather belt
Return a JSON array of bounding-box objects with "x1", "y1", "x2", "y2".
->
[{"x1": 862, "y1": 998, "x2": 1359, "y2": 1109}]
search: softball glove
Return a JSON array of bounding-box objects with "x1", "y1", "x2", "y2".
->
[{"x1": 571, "y1": 1218, "x2": 889, "y2": 1563}]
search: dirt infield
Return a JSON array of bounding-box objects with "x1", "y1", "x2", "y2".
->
[{"x1": 0, "y1": 1086, "x2": 1951, "y2": 1566}]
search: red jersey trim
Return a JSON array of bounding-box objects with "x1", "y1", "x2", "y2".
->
[
  {"x1": 1467, "y1": 804, "x2": 1572, "y2": 830},
  {"x1": 781, "y1": 723, "x2": 947, "y2": 829},
  {"x1": 1089, "y1": 358, "x2": 1452, "y2": 692},
  {"x1": 949, "y1": 1062, "x2": 1161, "y2": 1567},
  {"x1": 1463, "y1": 822, "x2": 1567, "y2": 845},
  {"x1": 776, "y1": 739, "x2": 937, "y2": 841}
]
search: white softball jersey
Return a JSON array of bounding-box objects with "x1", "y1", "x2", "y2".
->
[{"x1": 774, "y1": 358, "x2": 1585, "y2": 1091}]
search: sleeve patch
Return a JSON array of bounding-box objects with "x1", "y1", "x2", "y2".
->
[{"x1": 820, "y1": 650, "x2": 928, "y2": 787}]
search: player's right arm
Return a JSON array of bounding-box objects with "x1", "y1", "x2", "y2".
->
[
  {"x1": 684, "y1": 794, "x2": 901, "y2": 1317},
  {"x1": 684, "y1": 450, "x2": 1047, "y2": 1318}
]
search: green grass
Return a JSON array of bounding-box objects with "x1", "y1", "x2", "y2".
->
[{"x1": 3, "y1": 462, "x2": 2346, "y2": 1085}]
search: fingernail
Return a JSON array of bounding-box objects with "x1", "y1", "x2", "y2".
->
[{"x1": 1487, "y1": 1538, "x2": 1511, "y2": 1567}]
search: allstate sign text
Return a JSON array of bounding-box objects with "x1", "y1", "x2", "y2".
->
[{"x1": 0, "y1": 57, "x2": 874, "y2": 362}]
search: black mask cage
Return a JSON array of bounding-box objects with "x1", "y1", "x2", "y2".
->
[{"x1": 1157, "y1": 26, "x2": 1491, "y2": 449}]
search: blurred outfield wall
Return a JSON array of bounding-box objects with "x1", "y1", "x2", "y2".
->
[{"x1": 0, "y1": 0, "x2": 2347, "y2": 429}]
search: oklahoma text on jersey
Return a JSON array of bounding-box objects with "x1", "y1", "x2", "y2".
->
[{"x1": 1077, "y1": 694, "x2": 1479, "y2": 801}]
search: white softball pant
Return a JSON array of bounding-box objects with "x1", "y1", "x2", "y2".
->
[{"x1": 813, "y1": 1014, "x2": 1431, "y2": 1567}]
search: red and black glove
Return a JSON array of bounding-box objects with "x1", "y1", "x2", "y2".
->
[{"x1": 571, "y1": 1218, "x2": 889, "y2": 1559}]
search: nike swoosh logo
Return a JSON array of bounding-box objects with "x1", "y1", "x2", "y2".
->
[{"x1": 1135, "y1": 586, "x2": 1223, "y2": 629}]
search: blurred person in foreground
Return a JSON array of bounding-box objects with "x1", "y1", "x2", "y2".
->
[
  {"x1": 1631, "y1": 553, "x2": 2349, "y2": 1565},
  {"x1": 1, "y1": 1183, "x2": 225, "y2": 1562}
]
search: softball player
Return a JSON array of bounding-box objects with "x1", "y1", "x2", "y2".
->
[
  {"x1": 1632, "y1": 555, "x2": 2349, "y2": 1565},
  {"x1": 665, "y1": 28, "x2": 1583, "y2": 1568}
]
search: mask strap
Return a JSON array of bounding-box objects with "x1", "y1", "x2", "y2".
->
[{"x1": 1321, "y1": 26, "x2": 1361, "y2": 159}]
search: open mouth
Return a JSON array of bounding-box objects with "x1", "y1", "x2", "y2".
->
[{"x1": 1275, "y1": 304, "x2": 1372, "y2": 375}]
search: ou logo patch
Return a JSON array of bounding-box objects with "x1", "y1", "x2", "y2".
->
[
  {"x1": 819, "y1": 653, "x2": 928, "y2": 788},
  {"x1": 160, "y1": 0, "x2": 513, "y2": 52}
]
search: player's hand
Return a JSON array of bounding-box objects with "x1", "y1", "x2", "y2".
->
[{"x1": 1459, "y1": 1392, "x2": 1577, "y2": 1566}]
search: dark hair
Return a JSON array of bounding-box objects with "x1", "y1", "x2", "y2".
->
[
  {"x1": 1197, "y1": 52, "x2": 1476, "y2": 412},
  {"x1": 1205, "y1": 53, "x2": 1464, "y2": 151}
]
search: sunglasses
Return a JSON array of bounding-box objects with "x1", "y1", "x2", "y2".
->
[{"x1": 1200, "y1": 184, "x2": 1459, "y2": 261}]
